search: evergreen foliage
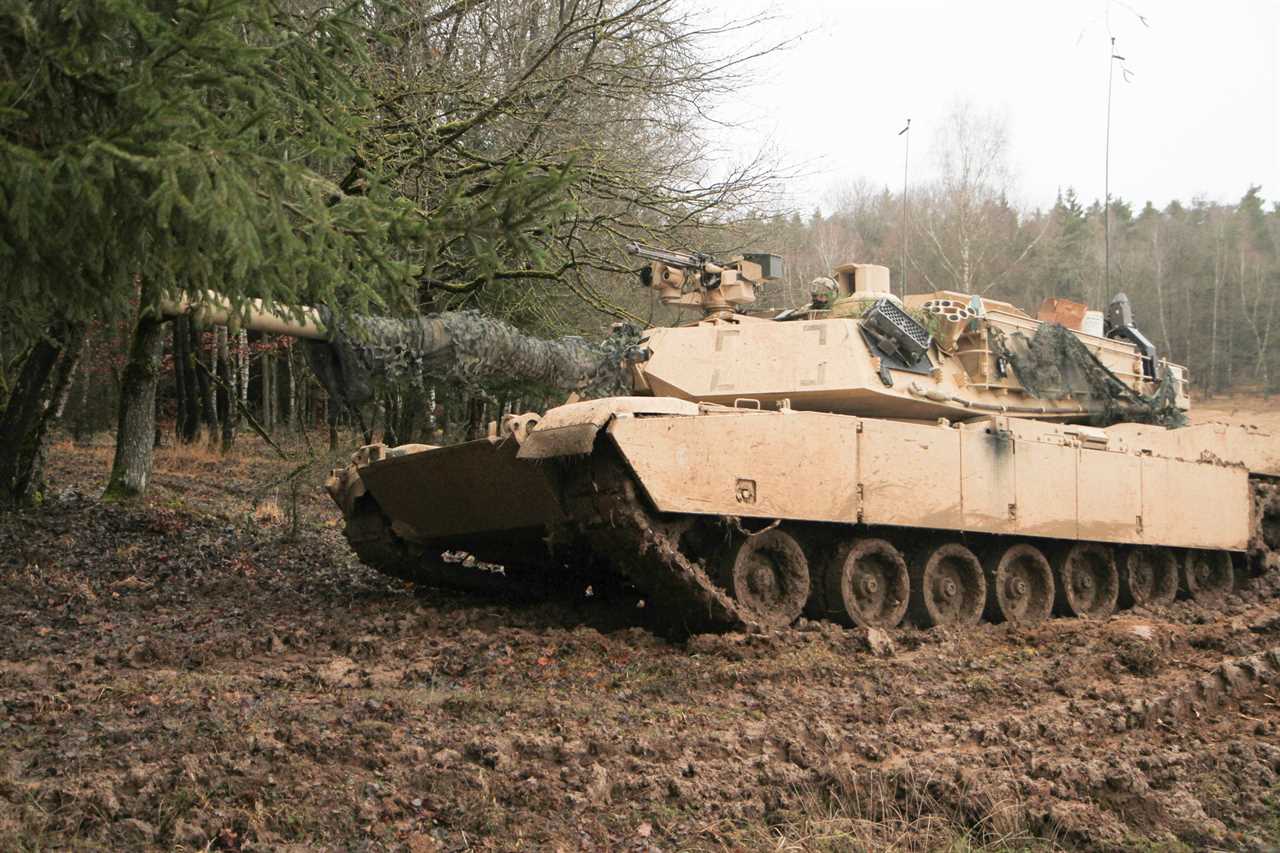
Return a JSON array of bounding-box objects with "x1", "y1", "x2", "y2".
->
[
  {"x1": 0, "y1": 0, "x2": 570, "y2": 326},
  {"x1": 1049, "y1": 188, "x2": 1089, "y2": 301}
]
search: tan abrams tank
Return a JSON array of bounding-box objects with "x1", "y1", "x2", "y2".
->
[{"x1": 326, "y1": 248, "x2": 1280, "y2": 633}]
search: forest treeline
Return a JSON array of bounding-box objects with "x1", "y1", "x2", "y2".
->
[{"x1": 1, "y1": 1, "x2": 1274, "y2": 508}]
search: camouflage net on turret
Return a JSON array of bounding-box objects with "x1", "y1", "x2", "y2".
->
[
  {"x1": 303, "y1": 308, "x2": 642, "y2": 408},
  {"x1": 991, "y1": 323, "x2": 1187, "y2": 428}
]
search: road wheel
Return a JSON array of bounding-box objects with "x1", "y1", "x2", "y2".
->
[
  {"x1": 908, "y1": 542, "x2": 986, "y2": 628},
  {"x1": 1183, "y1": 549, "x2": 1234, "y2": 605},
  {"x1": 1120, "y1": 546, "x2": 1178, "y2": 608},
  {"x1": 984, "y1": 543, "x2": 1054, "y2": 625},
  {"x1": 1052, "y1": 542, "x2": 1119, "y2": 619},
  {"x1": 719, "y1": 528, "x2": 810, "y2": 627},
  {"x1": 811, "y1": 538, "x2": 909, "y2": 628}
]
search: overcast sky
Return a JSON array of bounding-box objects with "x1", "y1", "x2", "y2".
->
[{"x1": 708, "y1": 0, "x2": 1279, "y2": 213}]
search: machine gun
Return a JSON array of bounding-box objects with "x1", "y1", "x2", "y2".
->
[{"x1": 627, "y1": 242, "x2": 782, "y2": 319}]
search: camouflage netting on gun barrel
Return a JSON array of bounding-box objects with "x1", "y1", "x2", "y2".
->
[
  {"x1": 991, "y1": 323, "x2": 1187, "y2": 428},
  {"x1": 303, "y1": 308, "x2": 642, "y2": 407}
]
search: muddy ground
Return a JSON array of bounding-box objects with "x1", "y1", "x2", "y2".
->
[{"x1": 2, "y1": 399, "x2": 1280, "y2": 852}]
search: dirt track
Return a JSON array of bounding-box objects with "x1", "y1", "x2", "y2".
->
[
  {"x1": 2, "y1": 403, "x2": 1280, "y2": 851},
  {"x1": 1192, "y1": 393, "x2": 1280, "y2": 432}
]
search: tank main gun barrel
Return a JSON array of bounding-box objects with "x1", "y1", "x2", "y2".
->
[
  {"x1": 158, "y1": 289, "x2": 640, "y2": 406},
  {"x1": 159, "y1": 291, "x2": 328, "y2": 340}
]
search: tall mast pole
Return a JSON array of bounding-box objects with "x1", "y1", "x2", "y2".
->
[
  {"x1": 899, "y1": 118, "x2": 911, "y2": 299},
  {"x1": 1104, "y1": 36, "x2": 1116, "y2": 304}
]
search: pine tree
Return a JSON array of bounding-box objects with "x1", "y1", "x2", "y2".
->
[
  {"x1": 0, "y1": 0, "x2": 571, "y2": 503},
  {"x1": 1, "y1": 2, "x2": 429, "y2": 325},
  {"x1": 1048, "y1": 187, "x2": 1090, "y2": 302}
]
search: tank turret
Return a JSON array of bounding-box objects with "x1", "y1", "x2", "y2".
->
[{"x1": 627, "y1": 247, "x2": 1187, "y2": 427}]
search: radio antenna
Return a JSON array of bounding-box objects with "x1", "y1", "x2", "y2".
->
[{"x1": 898, "y1": 118, "x2": 911, "y2": 299}]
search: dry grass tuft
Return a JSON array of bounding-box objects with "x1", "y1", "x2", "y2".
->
[
  {"x1": 154, "y1": 438, "x2": 228, "y2": 467},
  {"x1": 732, "y1": 762, "x2": 1056, "y2": 853},
  {"x1": 49, "y1": 439, "x2": 113, "y2": 471},
  {"x1": 253, "y1": 497, "x2": 285, "y2": 526}
]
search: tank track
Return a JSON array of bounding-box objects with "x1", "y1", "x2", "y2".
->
[
  {"x1": 340, "y1": 464, "x2": 1280, "y2": 636},
  {"x1": 343, "y1": 497, "x2": 546, "y2": 597},
  {"x1": 1250, "y1": 477, "x2": 1280, "y2": 575},
  {"x1": 553, "y1": 465, "x2": 1280, "y2": 634},
  {"x1": 339, "y1": 456, "x2": 756, "y2": 632},
  {"x1": 560, "y1": 451, "x2": 756, "y2": 634}
]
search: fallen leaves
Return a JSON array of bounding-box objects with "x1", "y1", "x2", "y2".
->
[
  {"x1": 110, "y1": 575, "x2": 153, "y2": 593},
  {"x1": 317, "y1": 656, "x2": 359, "y2": 688}
]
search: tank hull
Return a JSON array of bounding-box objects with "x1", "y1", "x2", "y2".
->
[
  {"x1": 329, "y1": 398, "x2": 1278, "y2": 632},
  {"x1": 343, "y1": 399, "x2": 1265, "y2": 550}
]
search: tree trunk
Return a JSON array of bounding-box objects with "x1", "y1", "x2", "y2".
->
[
  {"x1": 104, "y1": 301, "x2": 166, "y2": 501},
  {"x1": 237, "y1": 328, "x2": 249, "y2": 425},
  {"x1": 465, "y1": 396, "x2": 487, "y2": 441},
  {"x1": 192, "y1": 318, "x2": 218, "y2": 442},
  {"x1": 286, "y1": 344, "x2": 297, "y2": 430},
  {"x1": 0, "y1": 338, "x2": 62, "y2": 493},
  {"x1": 1208, "y1": 217, "x2": 1228, "y2": 394},
  {"x1": 300, "y1": 369, "x2": 311, "y2": 435},
  {"x1": 172, "y1": 317, "x2": 193, "y2": 442},
  {"x1": 181, "y1": 317, "x2": 201, "y2": 442},
  {"x1": 261, "y1": 339, "x2": 274, "y2": 433},
  {"x1": 1151, "y1": 226, "x2": 1172, "y2": 359},
  {"x1": 0, "y1": 319, "x2": 86, "y2": 507},
  {"x1": 216, "y1": 326, "x2": 235, "y2": 453},
  {"x1": 384, "y1": 393, "x2": 400, "y2": 446},
  {"x1": 400, "y1": 388, "x2": 421, "y2": 444},
  {"x1": 27, "y1": 327, "x2": 87, "y2": 499},
  {"x1": 1183, "y1": 266, "x2": 1193, "y2": 381},
  {"x1": 1225, "y1": 291, "x2": 1235, "y2": 390},
  {"x1": 1209, "y1": 225, "x2": 1224, "y2": 395},
  {"x1": 70, "y1": 350, "x2": 93, "y2": 446}
]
